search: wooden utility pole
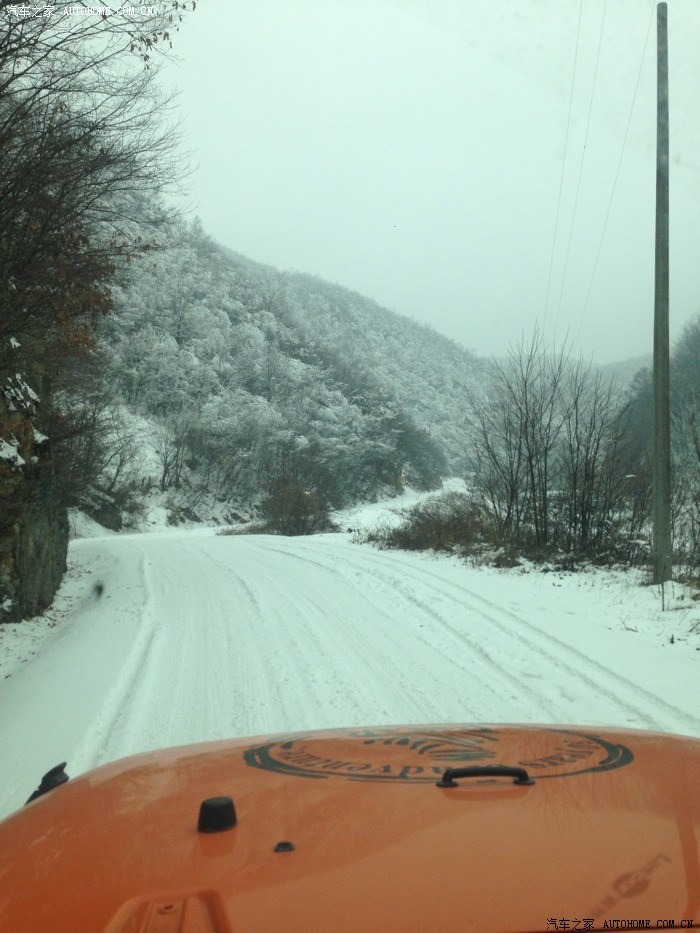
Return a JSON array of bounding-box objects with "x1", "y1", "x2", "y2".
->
[{"x1": 652, "y1": 1, "x2": 672, "y2": 586}]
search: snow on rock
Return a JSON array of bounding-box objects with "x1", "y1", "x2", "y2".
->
[
  {"x1": 145, "y1": 504, "x2": 169, "y2": 526},
  {"x1": 68, "y1": 509, "x2": 117, "y2": 540}
]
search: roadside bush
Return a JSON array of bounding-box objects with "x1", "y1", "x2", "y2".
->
[
  {"x1": 368, "y1": 490, "x2": 647, "y2": 572},
  {"x1": 260, "y1": 480, "x2": 335, "y2": 536},
  {"x1": 371, "y1": 492, "x2": 492, "y2": 555}
]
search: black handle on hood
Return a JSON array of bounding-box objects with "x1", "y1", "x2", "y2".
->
[{"x1": 436, "y1": 765, "x2": 534, "y2": 787}]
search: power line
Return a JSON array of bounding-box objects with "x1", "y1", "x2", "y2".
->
[
  {"x1": 554, "y1": 0, "x2": 607, "y2": 332},
  {"x1": 576, "y1": 0, "x2": 656, "y2": 343},
  {"x1": 542, "y1": 0, "x2": 584, "y2": 327}
]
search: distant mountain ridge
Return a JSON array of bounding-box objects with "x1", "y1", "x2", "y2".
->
[{"x1": 598, "y1": 354, "x2": 652, "y2": 388}]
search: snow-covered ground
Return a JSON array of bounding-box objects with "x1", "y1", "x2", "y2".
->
[{"x1": 1, "y1": 491, "x2": 699, "y2": 820}]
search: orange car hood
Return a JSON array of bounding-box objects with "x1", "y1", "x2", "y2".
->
[{"x1": 0, "y1": 724, "x2": 699, "y2": 932}]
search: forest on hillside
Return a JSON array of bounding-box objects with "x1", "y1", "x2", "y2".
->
[{"x1": 67, "y1": 211, "x2": 486, "y2": 522}]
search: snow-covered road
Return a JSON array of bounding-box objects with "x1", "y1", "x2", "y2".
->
[{"x1": 1, "y1": 526, "x2": 699, "y2": 819}]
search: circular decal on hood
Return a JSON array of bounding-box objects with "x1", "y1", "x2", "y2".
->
[{"x1": 242, "y1": 726, "x2": 634, "y2": 783}]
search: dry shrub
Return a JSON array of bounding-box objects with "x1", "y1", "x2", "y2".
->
[
  {"x1": 377, "y1": 492, "x2": 491, "y2": 555},
  {"x1": 260, "y1": 480, "x2": 336, "y2": 536}
]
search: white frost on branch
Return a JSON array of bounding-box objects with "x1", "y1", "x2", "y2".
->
[
  {"x1": 15, "y1": 374, "x2": 39, "y2": 403},
  {"x1": 1, "y1": 374, "x2": 40, "y2": 412},
  {"x1": 0, "y1": 437, "x2": 26, "y2": 469}
]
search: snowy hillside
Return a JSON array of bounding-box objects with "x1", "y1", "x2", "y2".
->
[
  {"x1": 1, "y1": 495, "x2": 698, "y2": 821},
  {"x1": 71, "y1": 214, "x2": 488, "y2": 533}
]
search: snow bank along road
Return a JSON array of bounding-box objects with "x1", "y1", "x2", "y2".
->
[{"x1": 1, "y1": 528, "x2": 699, "y2": 818}]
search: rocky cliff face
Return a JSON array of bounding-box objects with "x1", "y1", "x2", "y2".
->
[
  {"x1": 1, "y1": 341, "x2": 68, "y2": 623},
  {"x1": 8, "y1": 465, "x2": 69, "y2": 621}
]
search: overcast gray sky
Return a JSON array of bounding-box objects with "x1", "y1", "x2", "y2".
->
[{"x1": 160, "y1": 0, "x2": 700, "y2": 364}]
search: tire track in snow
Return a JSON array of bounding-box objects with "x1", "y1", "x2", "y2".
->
[
  {"x1": 251, "y1": 539, "x2": 563, "y2": 722},
  {"x1": 337, "y1": 543, "x2": 700, "y2": 733},
  {"x1": 72, "y1": 543, "x2": 165, "y2": 770},
  {"x1": 105, "y1": 542, "x2": 292, "y2": 753},
  {"x1": 274, "y1": 567, "x2": 446, "y2": 724},
  {"x1": 194, "y1": 550, "x2": 330, "y2": 733},
  {"x1": 174, "y1": 557, "x2": 273, "y2": 739},
  {"x1": 205, "y1": 544, "x2": 438, "y2": 727}
]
